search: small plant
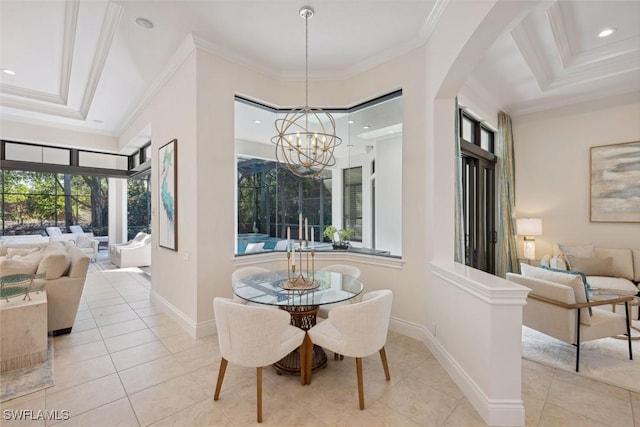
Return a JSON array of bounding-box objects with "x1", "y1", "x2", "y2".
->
[
  {"x1": 338, "y1": 228, "x2": 355, "y2": 242},
  {"x1": 323, "y1": 225, "x2": 338, "y2": 242},
  {"x1": 323, "y1": 225, "x2": 354, "y2": 249}
]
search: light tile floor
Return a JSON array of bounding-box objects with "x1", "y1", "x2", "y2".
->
[{"x1": 3, "y1": 262, "x2": 640, "y2": 426}]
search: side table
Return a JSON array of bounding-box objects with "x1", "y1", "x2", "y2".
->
[{"x1": 0, "y1": 291, "x2": 48, "y2": 372}]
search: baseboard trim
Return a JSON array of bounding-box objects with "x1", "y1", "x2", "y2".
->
[
  {"x1": 149, "y1": 298, "x2": 524, "y2": 425},
  {"x1": 391, "y1": 316, "x2": 524, "y2": 426}
]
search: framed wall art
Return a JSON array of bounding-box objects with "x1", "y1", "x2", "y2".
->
[
  {"x1": 590, "y1": 141, "x2": 640, "y2": 223},
  {"x1": 159, "y1": 139, "x2": 178, "y2": 250}
]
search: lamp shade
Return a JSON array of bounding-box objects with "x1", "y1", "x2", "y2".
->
[{"x1": 516, "y1": 218, "x2": 542, "y2": 236}]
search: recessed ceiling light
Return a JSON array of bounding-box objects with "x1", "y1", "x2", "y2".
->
[
  {"x1": 135, "y1": 17, "x2": 154, "y2": 29},
  {"x1": 2, "y1": 69, "x2": 16, "y2": 75},
  {"x1": 347, "y1": 120, "x2": 355, "y2": 124},
  {"x1": 598, "y1": 28, "x2": 616, "y2": 38},
  {"x1": 253, "y1": 120, "x2": 261, "y2": 124},
  {"x1": 363, "y1": 125, "x2": 370, "y2": 130}
]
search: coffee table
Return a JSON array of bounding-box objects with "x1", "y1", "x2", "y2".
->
[{"x1": 590, "y1": 288, "x2": 640, "y2": 340}]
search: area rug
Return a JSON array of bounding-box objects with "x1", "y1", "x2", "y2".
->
[
  {"x1": 522, "y1": 324, "x2": 640, "y2": 393},
  {"x1": 1, "y1": 339, "x2": 54, "y2": 402}
]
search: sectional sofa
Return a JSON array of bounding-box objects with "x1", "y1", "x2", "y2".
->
[
  {"x1": 541, "y1": 243, "x2": 640, "y2": 293},
  {"x1": 0, "y1": 241, "x2": 90, "y2": 335}
]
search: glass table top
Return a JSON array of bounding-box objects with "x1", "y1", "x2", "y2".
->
[{"x1": 233, "y1": 270, "x2": 363, "y2": 307}]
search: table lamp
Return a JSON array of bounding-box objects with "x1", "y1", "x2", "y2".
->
[{"x1": 516, "y1": 218, "x2": 542, "y2": 260}]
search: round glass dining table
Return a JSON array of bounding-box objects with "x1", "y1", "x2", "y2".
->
[{"x1": 233, "y1": 269, "x2": 363, "y2": 376}]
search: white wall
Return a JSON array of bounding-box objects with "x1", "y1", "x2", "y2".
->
[
  {"x1": 0, "y1": 118, "x2": 119, "y2": 152},
  {"x1": 119, "y1": 49, "x2": 199, "y2": 324},
  {"x1": 513, "y1": 94, "x2": 640, "y2": 258},
  {"x1": 112, "y1": 2, "x2": 536, "y2": 423},
  {"x1": 375, "y1": 137, "x2": 402, "y2": 255}
]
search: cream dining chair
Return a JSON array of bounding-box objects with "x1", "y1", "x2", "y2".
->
[
  {"x1": 231, "y1": 266, "x2": 269, "y2": 304},
  {"x1": 307, "y1": 289, "x2": 393, "y2": 409},
  {"x1": 213, "y1": 297, "x2": 306, "y2": 423},
  {"x1": 317, "y1": 264, "x2": 362, "y2": 319}
]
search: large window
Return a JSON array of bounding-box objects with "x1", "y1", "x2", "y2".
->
[
  {"x1": 1, "y1": 170, "x2": 108, "y2": 236},
  {"x1": 236, "y1": 158, "x2": 332, "y2": 253},
  {"x1": 343, "y1": 167, "x2": 362, "y2": 242},
  {"x1": 127, "y1": 174, "x2": 151, "y2": 240},
  {"x1": 234, "y1": 92, "x2": 402, "y2": 257},
  {"x1": 459, "y1": 109, "x2": 496, "y2": 274}
]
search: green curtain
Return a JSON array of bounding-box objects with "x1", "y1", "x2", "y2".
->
[
  {"x1": 496, "y1": 112, "x2": 519, "y2": 277},
  {"x1": 454, "y1": 98, "x2": 465, "y2": 263}
]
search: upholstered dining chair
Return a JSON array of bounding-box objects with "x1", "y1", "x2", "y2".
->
[
  {"x1": 307, "y1": 289, "x2": 393, "y2": 409},
  {"x1": 231, "y1": 266, "x2": 269, "y2": 304},
  {"x1": 213, "y1": 297, "x2": 306, "y2": 423},
  {"x1": 317, "y1": 264, "x2": 362, "y2": 319}
]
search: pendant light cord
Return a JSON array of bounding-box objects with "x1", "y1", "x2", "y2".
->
[{"x1": 305, "y1": 12, "x2": 309, "y2": 108}]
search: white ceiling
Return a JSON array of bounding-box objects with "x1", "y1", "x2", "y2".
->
[{"x1": 1, "y1": 0, "x2": 639, "y2": 142}]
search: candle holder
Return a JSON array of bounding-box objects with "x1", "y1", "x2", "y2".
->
[{"x1": 284, "y1": 239, "x2": 317, "y2": 290}]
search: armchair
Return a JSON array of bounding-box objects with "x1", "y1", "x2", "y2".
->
[
  {"x1": 507, "y1": 272, "x2": 632, "y2": 371},
  {"x1": 47, "y1": 226, "x2": 98, "y2": 261},
  {"x1": 111, "y1": 233, "x2": 151, "y2": 268}
]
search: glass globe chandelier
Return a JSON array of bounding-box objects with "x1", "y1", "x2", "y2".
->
[{"x1": 271, "y1": 6, "x2": 342, "y2": 178}]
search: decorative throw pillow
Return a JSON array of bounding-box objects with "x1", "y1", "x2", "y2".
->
[
  {"x1": 0, "y1": 251, "x2": 43, "y2": 276},
  {"x1": 521, "y1": 263, "x2": 591, "y2": 325},
  {"x1": 36, "y1": 250, "x2": 71, "y2": 279},
  {"x1": 539, "y1": 265, "x2": 592, "y2": 314},
  {"x1": 594, "y1": 248, "x2": 634, "y2": 280},
  {"x1": 6, "y1": 247, "x2": 41, "y2": 258},
  {"x1": 558, "y1": 243, "x2": 595, "y2": 258},
  {"x1": 566, "y1": 256, "x2": 614, "y2": 277},
  {"x1": 76, "y1": 235, "x2": 94, "y2": 248},
  {"x1": 45, "y1": 241, "x2": 67, "y2": 251}
]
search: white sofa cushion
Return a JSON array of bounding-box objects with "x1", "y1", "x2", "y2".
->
[
  {"x1": 634, "y1": 249, "x2": 640, "y2": 282},
  {"x1": 586, "y1": 276, "x2": 638, "y2": 293},
  {"x1": 595, "y1": 247, "x2": 634, "y2": 281},
  {"x1": 37, "y1": 250, "x2": 72, "y2": 279},
  {"x1": 521, "y1": 263, "x2": 590, "y2": 325},
  {"x1": 566, "y1": 255, "x2": 614, "y2": 276}
]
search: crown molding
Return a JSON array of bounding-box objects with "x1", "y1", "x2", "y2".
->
[
  {"x1": 0, "y1": 0, "x2": 118, "y2": 124},
  {"x1": 547, "y1": 2, "x2": 574, "y2": 68},
  {"x1": 79, "y1": 2, "x2": 123, "y2": 118},
  {"x1": 0, "y1": 86, "x2": 65, "y2": 105},
  {"x1": 0, "y1": 112, "x2": 116, "y2": 137},
  {"x1": 59, "y1": 0, "x2": 80, "y2": 104},
  {"x1": 0, "y1": 97, "x2": 83, "y2": 120},
  {"x1": 507, "y1": 87, "x2": 640, "y2": 117},
  {"x1": 511, "y1": 20, "x2": 552, "y2": 90},
  {"x1": 0, "y1": 0, "x2": 78, "y2": 106}
]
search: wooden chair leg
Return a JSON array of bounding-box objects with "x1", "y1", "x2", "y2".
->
[
  {"x1": 379, "y1": 347, "x2": 391, "y2": 381},
  {"x1": 213, "y1": 358, "x2": 228, "y2": 401},
  {"x1": 356, "y1": 357, "x2": 365, "y2": 410},
  {"x1": 257, "y1": 367, "x2": 263, "y2": 423},
  {"x1": 300, "y1": 334, "x2": 310, "y2": 385},
  {"x1": 306, "y1": 336, "x2": 314, "y2": 385}
]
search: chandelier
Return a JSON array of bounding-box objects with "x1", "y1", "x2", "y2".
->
[{"x1": 271, "y1": 6, "x2": 342, "y2": 178}]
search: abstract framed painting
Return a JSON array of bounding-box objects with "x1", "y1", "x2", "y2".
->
[
  {"x1": 590, "y1": 141, "x2": 640, "y2": 223},
  {"x1": 159, "y1": 139, "x2": 178, "y2": 250}
]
